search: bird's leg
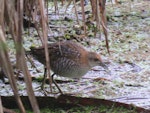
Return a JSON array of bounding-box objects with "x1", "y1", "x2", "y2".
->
[
  {"x1": 35, "y1": 68, "x2": 63, "y2": 95},
  {"x1": 41, "y1": 67, "x2": 47, "y2": 90},
  {"x1": 51, "y1": 73, "x2": 63, "y2": 94},
  {"x1": 35, "y1": 67, "x2": 48, "y2": 95}
]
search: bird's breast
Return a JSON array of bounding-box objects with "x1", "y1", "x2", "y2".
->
[{"x1": 50, "y1": 57, "x2": 90, "y2": 78}]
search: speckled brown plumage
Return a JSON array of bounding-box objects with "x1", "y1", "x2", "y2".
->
[{"x1": 29, "y1": 41, "x2": 108, "y2": 93}]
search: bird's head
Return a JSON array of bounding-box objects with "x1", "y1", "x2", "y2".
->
[{"x1": 88, "y1": 52, "x2": 109, "y2": 71}]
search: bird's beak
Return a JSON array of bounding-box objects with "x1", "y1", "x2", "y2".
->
[{"x1": 100, "y1": 62, "x2": 111, "y2": 74}]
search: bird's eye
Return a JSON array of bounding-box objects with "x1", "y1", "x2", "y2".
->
[{"x1": 93, "y1": 58, "x2": 99, "y2": 61}]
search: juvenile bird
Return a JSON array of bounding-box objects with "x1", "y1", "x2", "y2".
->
[{"x1": 29, "y1": 41, "x2": 108, "y2": 93}]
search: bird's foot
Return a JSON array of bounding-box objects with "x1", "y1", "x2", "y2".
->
[{"x1": 34, "y1": 85, "x2": 63, "y2": 96}]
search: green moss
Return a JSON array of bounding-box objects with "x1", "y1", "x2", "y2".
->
[{"x1": 13, "y1": 105, "x2": 137, "y2": 113}]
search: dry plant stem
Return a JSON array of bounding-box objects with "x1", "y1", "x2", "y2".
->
[
  {"x1": 90, "y1": 0, "x2": 109, "y2": 54},
  {"x1": 4, "y1": 0, "x2": 18, "y2": 43},
  {"x1": 38, "y1": 0, "x2": 53, "y2": 93},
  {"x1": 17, "y1": 1, "x2": 40, "y2": 113},
  {"x1": 45, "y1": 1, "x2": 53, "y2": 45},
  {"x1": 115, "y1": 0, "x2": 118, "y2": 4},
  {"x1": 65, "y1": 0, "x2": 72, "y2": 13},
  {"x1": 81, "y1": 0, "x2": 86, "y2": 36},
  {"x1": 0, "y1": 1, "x2": 26, "y2": 112},
  {"x1": 0, "y1": 27, "x2": 26, "y2": 113},
  {"x1": 0, "y1": 96, "x2": 3, "y2": 113},
  {"x1": 73, "y1": 0, "x2": 79, "y2": 24},
  {"x1": 0, "y1": 0, "x2": 4, "y2": 32},
  {"x1": 61, "y1": 0, "x2": 64, "y2": 5},
  {"x1": 90, "y1": 0, "x2": 96, "y2": 20},
  {"x1": 99, "y1": 0, "x2": 110, "y2": 54},
  {"x1": 54, "y1": 0, "x2": 59, "y2": 14},
  {"x1": 129, "y1": 0, "x2": 132, "y2": 11},
  {"x1": 46, "y1": 0, "x2": 49, "y2": 24},
  {"x1": 20, "y1": 50, "x2": 41, "y2": 113},
  {"x1": 96, "y1": 0, "x2": 101, "y2": 38},
  {"x1": 34, "y1": 22, "x2": 44, "y2": 44},
  {"x1": 25, "y1": 54, "x2": 36, "y2": 69}
]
